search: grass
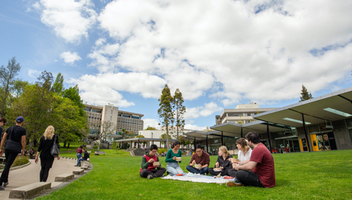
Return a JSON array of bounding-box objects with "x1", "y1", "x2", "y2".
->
[{"x1": 37, "y1": 149, "x2": 352, "y2": 200}]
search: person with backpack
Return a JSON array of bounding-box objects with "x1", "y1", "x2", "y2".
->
[{"x1": 0, "y1": 116, "x2": 26, "y2": 190}]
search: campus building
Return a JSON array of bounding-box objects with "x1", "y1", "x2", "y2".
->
[
  {"x1": 215, "y1": 103, "x2": 276, "y2": 125},
  {"x1": 84, "y1": 103, "x2": 144, "y2": 136},
  {"x1": 186, "y1": 87, "x2": 352, "y2": 154}
]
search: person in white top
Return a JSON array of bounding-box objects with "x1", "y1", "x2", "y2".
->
[{"x1": 228, "y1": 138, "x2": 252, "y2": 177}]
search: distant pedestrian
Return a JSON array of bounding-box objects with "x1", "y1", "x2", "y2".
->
[
  {"x1": 75, "y1": 145, "x2": 83, "y2": 167},
  {"x1": 77, "y1": 149, "x2": 90, "y2": 166},
  {"x1": 0, "y1": 116, "x2": 26, "y2": 190},
  {"x1": 0, "y1": 117, "x2": 7, "y2": 144},
  {"x1": 35, "y1": 125, "x2": 60, "y2": 182}
]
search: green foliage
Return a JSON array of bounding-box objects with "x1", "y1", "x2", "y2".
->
[
  {"x1": 52, "y1": 73, "x2": 64, "y2": 95},
  {"x1": 300, "y1": 84, "x2": 313, "y2": 102},
  {"x1": 12, "y1": 156, "x2": 29, "y2": 167},
  {"x1": 157, "y1": 148, "x2": 167, "y2": 155},
  {"x1": 145, "y1": 126, "x2": 158, "y2": 130},
  {"x1": 0, "y1": 57, "x2": 21, "y2": 117},
  {"x1": 136, "y1": 134, "x2": 145, "y2": 138},
  {"x1": 158, "y1": 84, "x2": 174, "y2": 149},
  {"x1": 173, "y1": 88, "x2": 186, "y2": 140}
]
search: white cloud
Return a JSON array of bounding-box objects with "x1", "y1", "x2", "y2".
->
[
  {"x1": 38, "y1": 0, "x2": 97, "y2": 43},
  {"x1": 28, "y1": 68, "x2": 41, "y2": 78},
  {"x1": 69, "y1": 72, "x2": 166, "y2": 107},
  {"x1": 185, "y1": 102, "x2": 223, "y2": 119},
  {"x1": 143, "y1": 118, "x2": 160, "y2": 130},
  {"x1": 60, "y1": 51, "x2": 81, "y2": 64},
  {"x1": 87, "y1": 0, "x2": 352, "y2": 105},
  {"x1": 184, "y1": 123, "x2": 205, "y2": 131}
]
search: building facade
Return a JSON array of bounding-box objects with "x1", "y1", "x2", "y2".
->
[
  {"x1": 84, "y1": 103, "x2": 144, "y2": 136},
  {"x1": 216, "y1": 103, "x2": 276, "y2": 125}
]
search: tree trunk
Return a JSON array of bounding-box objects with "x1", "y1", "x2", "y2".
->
[
  {"x1": 63, "y1": 141, "x2": 67, "y2": 148},
  {"x1": 68, "y1": 143, "x2": 70, "y2": 148},
  {"x1": 166, "y1": 125, "x2": 169, "y2": 149}
]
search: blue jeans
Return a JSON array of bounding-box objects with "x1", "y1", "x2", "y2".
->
[
  {"x1": 167, "y1": 162, "x2": 184, "y2": 176},
  {"x1": 76, "y1": 153, "x2": 82, "y2": 166},
  {"x1": 186, "y1": 165, "x2": 209, "y2": 175}
]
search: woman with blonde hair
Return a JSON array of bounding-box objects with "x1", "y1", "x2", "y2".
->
[
  {"x1": 35, "y1": 125, "x2": 60, "y2": 182},
  {"x1": 228, "y1": 138, "x2": 252, "y2": 178},
  {"x1": 208, "y1": 146, "x2": 233, "y2": 176}
]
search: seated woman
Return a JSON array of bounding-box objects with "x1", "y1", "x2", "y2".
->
[
  {"x1": 165, "y1": 141, "x2": 184, "y2": 176},
  {"x1": 228, "y1": 138, "x2": 252, "y2": 178},
  {"x1": 208, "y1": 146, "x2": 232, "y2": 176}
]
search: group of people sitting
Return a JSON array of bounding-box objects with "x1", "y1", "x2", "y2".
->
[{"x1": 139, "y1": 132, "x2": 275, "y2": 188}]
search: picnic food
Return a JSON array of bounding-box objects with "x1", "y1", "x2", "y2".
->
[
  {"x1": 176, "y1": 157, "x2": 182, "y2": 161},
  {"x1": 214, "y1": 168, "x2": 222, "y2": 172},
  {"x1": 194, "y1": 164, "x2": 201, "y2": 169},
  {"x1": 153, "y1": 162, "x2": 160, "y2": 167}
]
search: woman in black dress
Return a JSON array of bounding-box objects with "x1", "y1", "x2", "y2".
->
[{"x1": 35, "y1": 125, "x2": 60, "y2": 182}]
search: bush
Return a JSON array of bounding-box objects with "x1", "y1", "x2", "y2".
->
[
  {"x1": 157, "y1": 148, "x2": 167, "y2": 155},
  {"x1": 12, "y1": 156, "x2": 29, "y2": 167}
]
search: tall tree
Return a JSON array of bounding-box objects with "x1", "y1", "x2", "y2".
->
[
  {"x1": 52, "y1": 73, "x2": 65, "y2": 95},
  {"x1": 94, "y1": 121, "x2": 116, "y2": 151},
  {"x1": 145, "y1": 126, "x2": 158, "y2": 130},
  {"x1": 173, "y1": 88, "x2": 186, "y2": 140},
  {"x1": 300, "y1": 85, "x2": 313, "y2": 102},
  {"x1": 13, "y1": 80, "x2": 29, "y2": 98},
  {"x1": 0, "y1": 57, "x2": 21, "y2": 117},
  {"x1": 63, "y1": 85, "x2": 85, "y2": 116},
  {"x1": 158, "y1": 84, "x2": 174, "y2": 149}
]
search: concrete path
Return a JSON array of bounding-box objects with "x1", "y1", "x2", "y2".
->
[{"x1": 0, "y1": 158, "x2": 78, "y2": 200}]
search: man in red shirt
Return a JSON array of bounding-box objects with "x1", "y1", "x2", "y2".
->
[
  {"x1": 227, "y1": 132, "x2": 275, "y2": 188},
  {"x1": 186, "y1": 145, "x2": 210, "y2": 175}
]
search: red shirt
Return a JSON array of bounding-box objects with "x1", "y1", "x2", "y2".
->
[
  {"x1": 250, "y1": 143, "x2": 275, "y2": 188},
  {"x1": 190, "y1": 150, "x2": 210, "y2": 166}
]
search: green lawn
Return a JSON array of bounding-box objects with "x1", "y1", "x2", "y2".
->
[{"x1": 37, "y1": 149, "x2": 352, "y2": 200}]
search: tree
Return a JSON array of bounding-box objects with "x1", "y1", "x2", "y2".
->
[
  {"x1": 119, "y1": 128, "x2": 134, "y2": 139},
  {"x1": 159, "y1": 133, "x2": 172, "y2": 147},
  {"x1": 63, "y1": 85, "x2": 85, "y2": 116},
  {"x1": 300, "y1": 85, "x2": 313, "y2": 102},
  {"x1": 52, "y1": 73, "x2": 64, "y2": 95},
  {"x1": 145, "y1": 126, "x2": 158, "y2": 130},
  {"x1": 158, "y1": 84, "x2": 174, "y2": 149},
  {"x1": 92, "y1": 121, "x2": 116, "y2": 151},
  {"x1": 13, "y1": 80, "x2": 29, "y2": 98},
  {"x1": 173, "y1": 88, "x2": 186, "y2": 140},
  {"x1": 0, "y1": 57, "x2": 21, "y2": 117}
]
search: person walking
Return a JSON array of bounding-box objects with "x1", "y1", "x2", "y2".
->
[
  {"x1": 75, "y1": 145, "x2": 83, "y2": 167},
  {"x1": 35, "y1": 125, "x2": 60, "y2": 182},
  {"x1": 0, "y1": 116, "x2": 26, "y2": 190}
]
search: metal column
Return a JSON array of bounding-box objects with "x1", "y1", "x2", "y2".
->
[
  {"x1": 206, "y1": 135, "x2": 209, "y2": 153},
  {"x1": 302, "y1": 114, "x2": 312, "y2": 152},
  {"x1": 138, "y1": 139, "x2": 140, "y2": 148},
  {"x1": 194, "y1": 137, "x2": 196, "y2": 151},
  {"x1": 241, "y1": 127, "x2": 243, "y2": 138},
  {"x1": 221, "y1": 131, "x2": 224, "y2": 145},
  {"x1": 266, "y1": 122, "x2": 272, "y2": 151},
  {"x1": 130, "y1": 140, "x2": 132, "y2": 148}
]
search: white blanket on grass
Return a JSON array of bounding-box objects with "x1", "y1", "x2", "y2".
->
[{"x1": 161, "y1": 173, "x2": 234, "y2": 185}]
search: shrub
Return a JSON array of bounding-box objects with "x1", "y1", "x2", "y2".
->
[
  {"x1": 12, "y1": 156, "x2": 29, "y2": 167},
  {"x1": 157, "y1": 148, "x2": 167, "y2": 155}
]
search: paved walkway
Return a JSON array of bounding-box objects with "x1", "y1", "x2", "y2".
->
[{"x1": 0, "y1": 158, "x2": 77, "y2": 200}]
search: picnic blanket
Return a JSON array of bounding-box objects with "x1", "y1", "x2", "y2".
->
[{"x1": 161, "y1": 173, "x2": 234, "y2": 185}]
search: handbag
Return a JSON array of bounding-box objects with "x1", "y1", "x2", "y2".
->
[
  {"x1": 50, "y1": 135, "x2": 59, "y2": 157},
  {"x1": 5, "y1": 127, "x2": 22, "y2": 153}
]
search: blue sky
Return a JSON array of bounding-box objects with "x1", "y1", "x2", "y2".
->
[{"x1": 1, "y1": 0, "x2": 352, "y2": 130}]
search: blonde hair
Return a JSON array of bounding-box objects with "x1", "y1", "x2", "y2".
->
[
  {"x1": 219, "y1": 146, "x2": 229, "y2": 158},
  {"x1": 44, "y1": 125, "x2": 55, "y2": 140}
]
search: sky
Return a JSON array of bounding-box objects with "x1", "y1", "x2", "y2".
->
[{"x1": 1, "y1": 0, "x2": 352, "y2": 131}]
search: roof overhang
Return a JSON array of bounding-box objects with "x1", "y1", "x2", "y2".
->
[{"x1": 254, "y1": 87, "x2": 352, "y2": 127}]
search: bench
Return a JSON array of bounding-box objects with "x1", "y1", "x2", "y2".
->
[
  {"x1": 9, "y1": 182, "x2": 51, "y2": 199},
  {"x1": 94, "y1": 151, "x2": 105, "y2": 155},
  {"x1": 55, "y1": 173, "x2": 74, "y2": 182}
]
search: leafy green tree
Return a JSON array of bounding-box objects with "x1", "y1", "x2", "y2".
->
[
  {"x1": 145, "y1": 126, "x2": 158, "y2": 130},
  {"x1": 0, "y1": 57, "x2": 21, "y2": 117},
  {"x1": 158, "y1": 84, "x2": 174, "y2": 149},
  {"x1": 63, "y1": 85, "x2": 85, "y2": 116},
  {"x1": 13, "y1": 80, "x2": 29, "y2": 98},
  {"x1": 300, "y1": 85, "x2": 313, "y2": 102},
  {"x1": 159, "y1": 133, "x2": 172, "y2": 147},
  {"x1": 136, "y1": 135, "x2": 145, "y2": 138},
  {"x1": 173, "y1": 88, "x2": 186, "y2": 140},
  {"x1": 52, "y1": 73, "x2": 65, "y2": 95}
]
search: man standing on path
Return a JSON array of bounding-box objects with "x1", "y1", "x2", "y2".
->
[
  {"x1": 227, "y1": 132, "x2": 275, "y2": 188},
  {"x1": 0, "y1": 116, "x2": 26, "y2": 190},
  {"x1": 140, "y1": 144, "x2": 166, "y2": 179},
  {"x1": 186, "y1": 145, "x2": 210, "y2": 175}
]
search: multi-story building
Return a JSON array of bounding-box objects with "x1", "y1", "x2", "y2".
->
[
  {"x1": 216, "y1": 103, "x2": 276, "y2": 125},
  {"x1": 84, "y1": 103, "x2": 144, "y2": 136}
]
